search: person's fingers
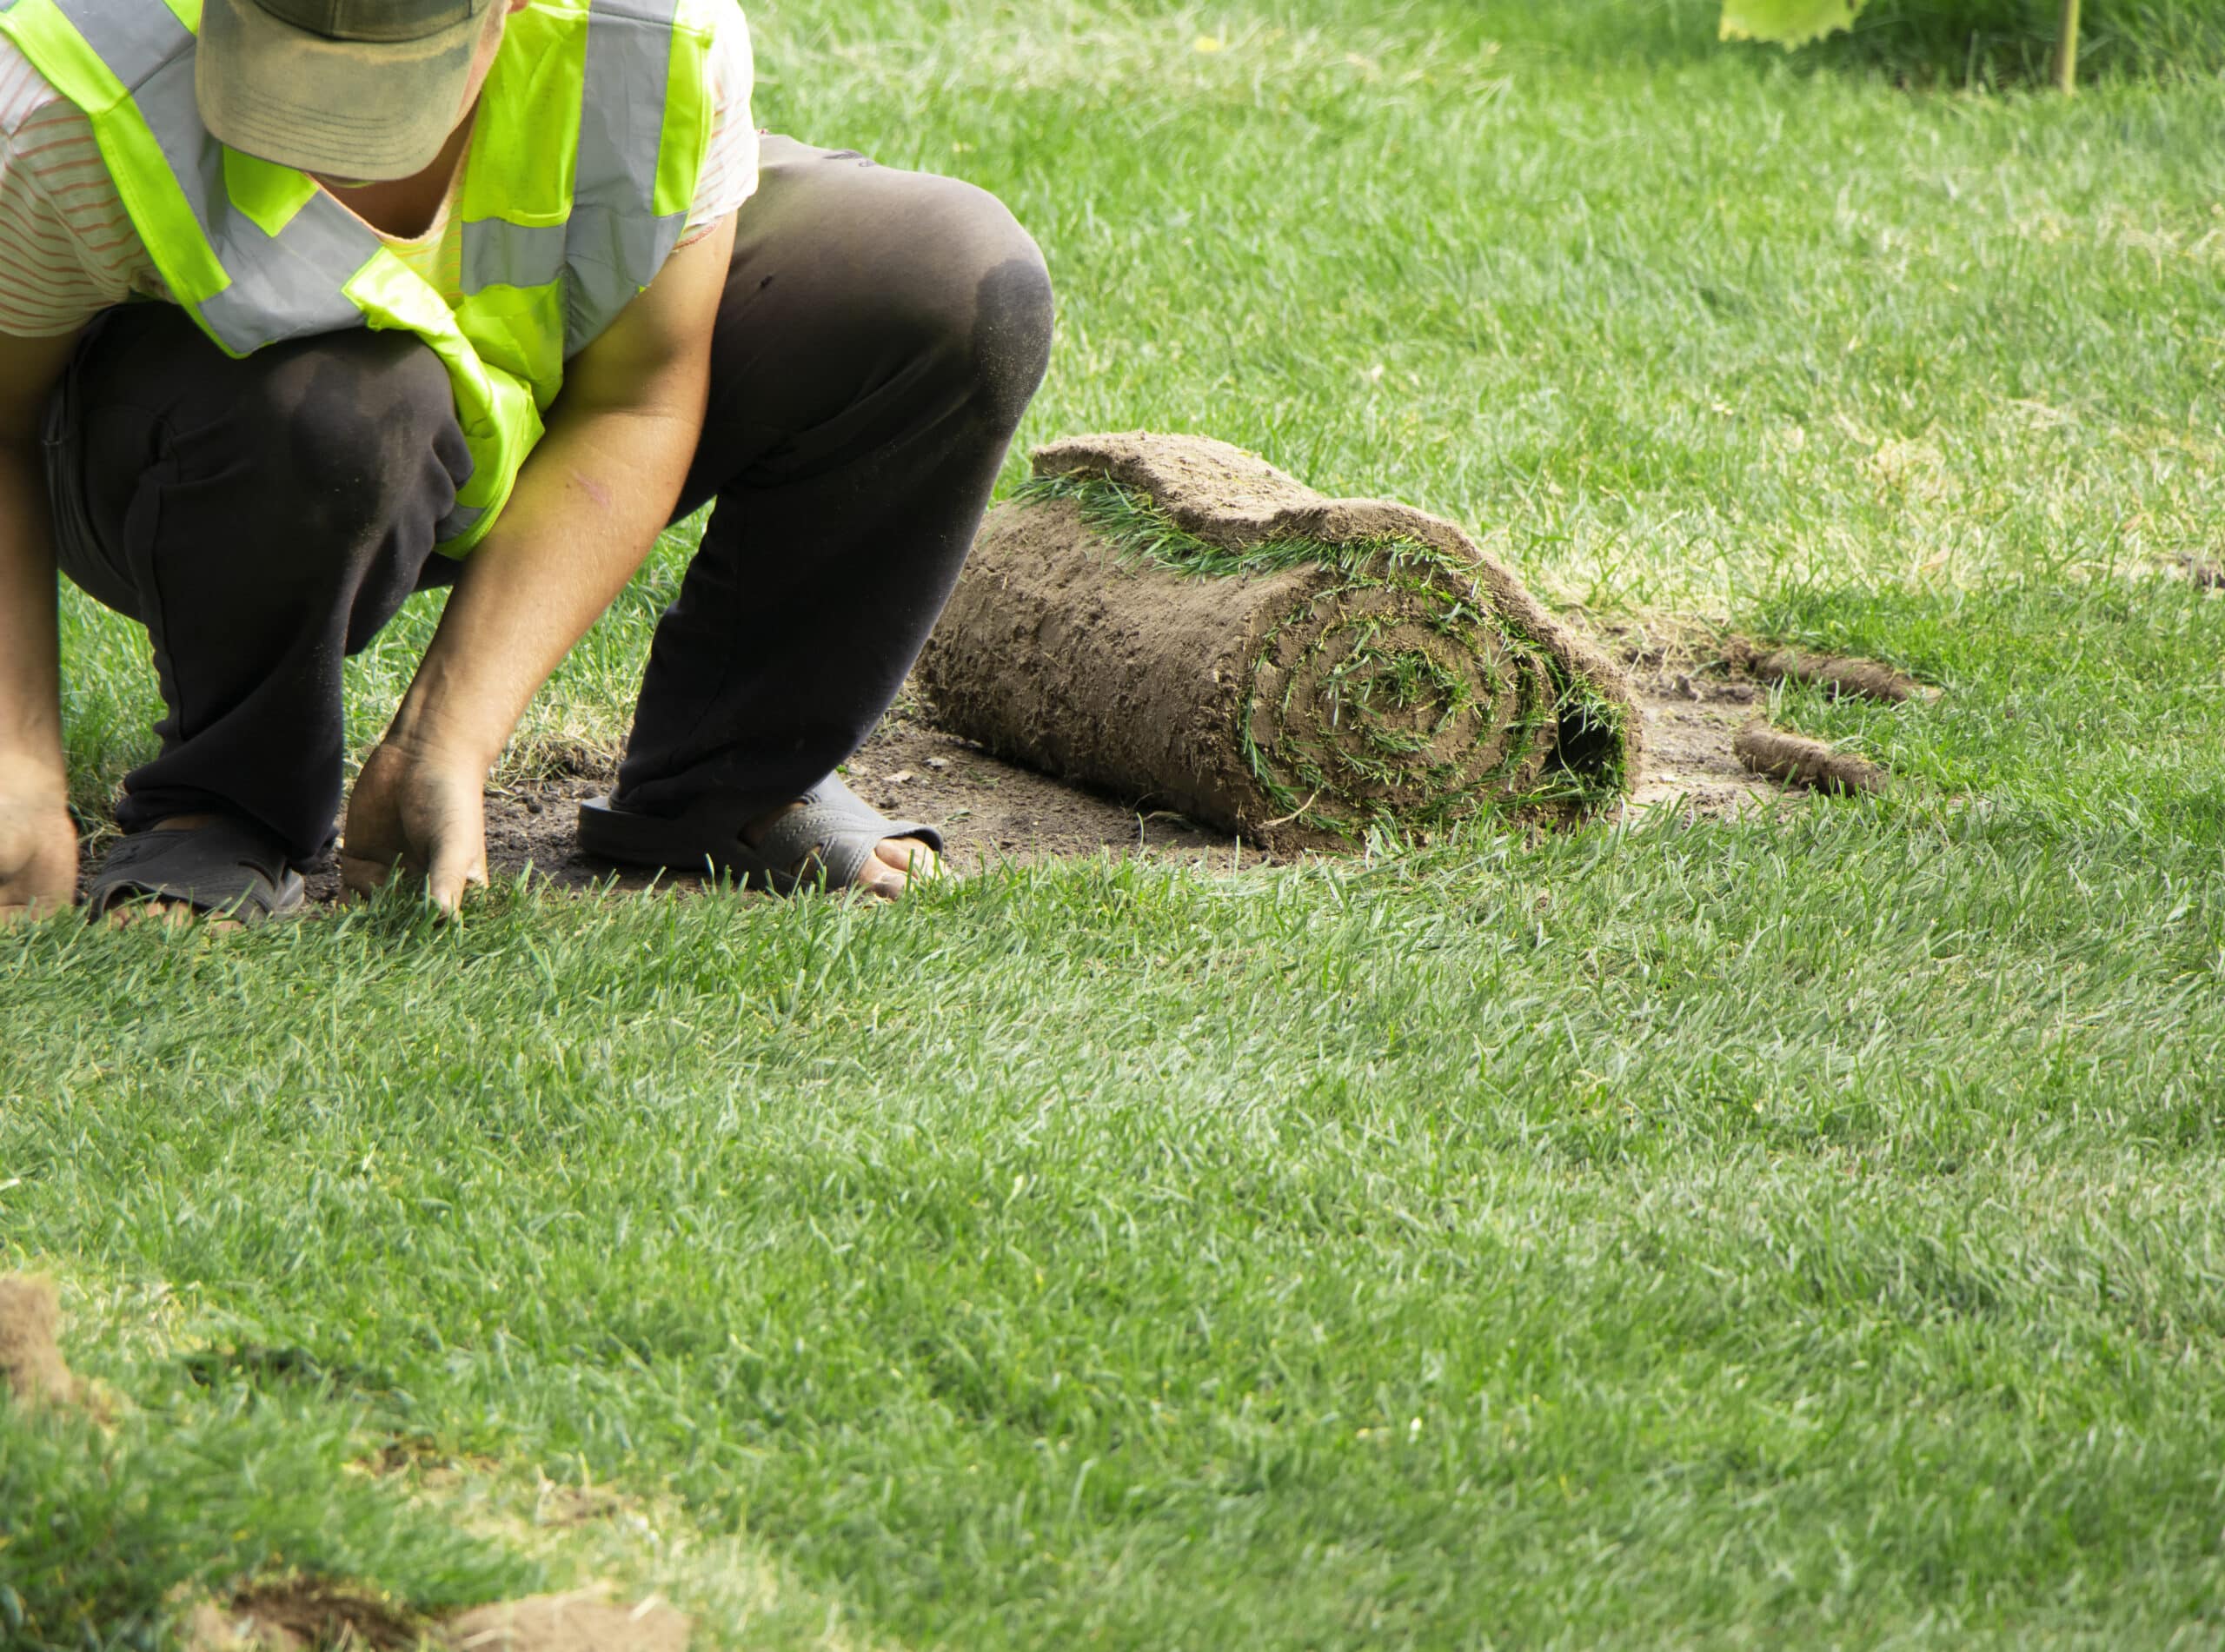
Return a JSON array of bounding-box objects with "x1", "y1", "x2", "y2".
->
[
  {"x1": 338, "y1": 853, "x2": 397, "y2": 902},
  {"x1": 424, "y1": 838, "x2": 488, "y2": 919}
]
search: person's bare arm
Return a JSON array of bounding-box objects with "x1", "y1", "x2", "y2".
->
[
  {"x1": 341, "y1": 214, "x2": 739, "y2": 911},
  {"x1": 0, "y1": 328, "x2": 84, "y2": 922}
]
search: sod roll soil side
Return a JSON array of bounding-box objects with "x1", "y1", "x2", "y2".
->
[{"x1": 917, "y1": 433, "x2": 1641, "y2": 853}]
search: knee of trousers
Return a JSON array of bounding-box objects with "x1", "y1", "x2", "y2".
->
[
  {"x1": 890, "y1": 181, "x2": 1056, "y2": 432},
  {"x1": 216, "y1": 331, "x2": 473, "y2": 573}
]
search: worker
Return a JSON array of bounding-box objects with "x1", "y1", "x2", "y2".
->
[{"x1": 0, "y1": 0, "x2": 1053, "y2": 923}]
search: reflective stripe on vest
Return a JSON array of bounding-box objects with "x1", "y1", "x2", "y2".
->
[{"x1": 0, "y1": 0, "x2": 720, "y2": 554}]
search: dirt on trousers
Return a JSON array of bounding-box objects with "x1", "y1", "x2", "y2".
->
[{"x1": 913, "y1": 432, "x2": 1643, "y2": 853}]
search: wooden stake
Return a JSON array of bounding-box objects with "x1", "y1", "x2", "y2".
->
[{"x1": 2056, "y1": 0, "x2": 2082, "y2": 92}]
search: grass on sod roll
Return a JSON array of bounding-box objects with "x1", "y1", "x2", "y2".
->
[
  {"x1": 1011, "y1": 470, "x2": 1635, "y2": 824},
  {"x1": 9, "y1": 0, "x2": 2225, "y2": 1646}
]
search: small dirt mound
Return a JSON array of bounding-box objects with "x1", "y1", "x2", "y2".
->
[
  {"x1": 184, "y1": 1584, "x2": 687, "y2": 1652},
  {"x1": 183, "y1": 1602, "x2": 302, "y2": 1651},
  {"x1": 1723, "y1": 639, "x2": 1936, "y2": 704},
  {"x1": 440, "y1": 1594, "x2": 690, "y2": 1652},
  {"x1": 0, "y1": 1274, "x2": 76, "y2": 1407},
  {"x1": 1733, "y1": 721, "x2": 1888, "y2": 795},
  {"x1": 2175, "y1": 554, "x2": 2224, "y2": 591},
  {"x1": 497, "y1": 736, "x2": 621, "y2": 787},
  {"x1": 184, "y1": 1579, "x2": 420, "y2": 1650}
]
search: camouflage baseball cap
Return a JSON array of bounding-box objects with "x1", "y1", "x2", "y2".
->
[{"x1": 196, "y1": 0, "x2": 502, "y2": 182}]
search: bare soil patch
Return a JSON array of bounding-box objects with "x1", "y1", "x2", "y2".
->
[
  {"x1": 0, "y1": 1274, "x2": 76, "y2": 1407},
  {"x1": 1619, "y1": 664, "x2": 1781, "y2": 819},
  {"x1": 185, "y1": 1580, "x2": 419, "y2": 1652},
  {"x1": 183, "y1": 1585, "x2": 687, "y2": 1652},
  {"x1": 2176, "y1": 553, "x2": 2225, "y2": 590},
  {"x1": 441, "y1": 1593, "x2": 689, "y2": 1652},
  {"x1": 74, "y1": 663, "x2": 1839, "y2": 909},
  {"x1": 72, "y1": 605, "x2": 1929, "y2": 909},
  {"x1": 341, "y1": 702, "x2": 1243, "y2": 904}
]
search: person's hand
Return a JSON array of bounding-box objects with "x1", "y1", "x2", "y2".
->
[
  {"x1": 0, "y1": 761, "x2": 77, "y2": 923},
  {"x1": 340, "y1": 737, "x2": 488, "y2": 915}
]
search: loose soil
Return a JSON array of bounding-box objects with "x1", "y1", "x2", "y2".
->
[
  {"x1": 0, "y1": 1273, "x2": 76, "y2": 1407},
  {"x1": 71, "y1": 597, "x2": 1930, "y2": 909},
  {"x1": 440, "y1": 1594, "x2": 690, "y2": 1652},
  {"x1": 314, "y1": 698, "x2": 1240, "y2": 905},
  {"x1": 70, "y1": 660, "x2": 1827, "y2": 908},
  {"x1": 183, "y1": 1586, "x2": 687, "y2": 1652},
  {"x1": 1619, "y1": 666, "x2": 1782, "y2": 819},
  {"x1": 185, "y1": 1580, "x2": 420, "y2": 1652},
  {"x1": 2177, "y1": 553, "x2": 2225, "y2": 591}
]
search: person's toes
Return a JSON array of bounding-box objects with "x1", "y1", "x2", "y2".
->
[
  {"x1": 104, "y1": 897, "x2": 242, "y2": 931},
  {"x1": 875, "y1": 837, "x2": 938, "y2": 880}
]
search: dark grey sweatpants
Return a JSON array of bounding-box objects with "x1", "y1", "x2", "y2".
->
[{"x1": 43, "y1": 136, "x2": 1054, "y2": 865}]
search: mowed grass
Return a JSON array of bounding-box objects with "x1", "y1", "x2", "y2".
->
[{"x1": 7, "y1": 1, "x2": 2225, "y2": 1646}]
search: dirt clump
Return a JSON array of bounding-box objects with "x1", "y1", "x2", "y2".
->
[
  {"x1": 1733, "y1": 721, "x2": 1888, "y2": 795},
  {"x1": 185, "y1": 1579, "x2": 422, "y2": 1651},
  {"x1": 2175, "y1": 553, "x2": 2224, "y2": 590},
  {"x1": 182, "y1": 1600, "x2": 305, "y2": 1651},
  {"x1": 0, "y1": 1274, "x2": 77, "y2": 1407},
  {"x1": 1722, "y1": 638, "x2": 1937, "y2": 703},
  {"x1": 183, "y1": 1583, "x2": 687, "y2": 1652},
  {"x1": 440, "y1": 1593, "x2": 690, "y2": 1652}
]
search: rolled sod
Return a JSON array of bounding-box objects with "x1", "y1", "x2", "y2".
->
[{"x1": 916, "y1": 433, "x2": 1642, "y2": 852}]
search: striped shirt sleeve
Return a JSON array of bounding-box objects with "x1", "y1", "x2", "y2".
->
[
  {"x1": 680, "y1": 8, "x2": 759, "y2": 244},
  {"x1": 0, "y1": 50, "x2": 148, "y2": 339}
]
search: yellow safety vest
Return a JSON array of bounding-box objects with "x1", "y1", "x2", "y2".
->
[{"x1": 0, "y1": 0, "x2": 722, "y2": 554}]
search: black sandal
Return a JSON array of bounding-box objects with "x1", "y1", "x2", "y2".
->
[
  {"x1": 577, "y1": 773, "x2": 942, "y2": 894},
  {"x1": 85, "y1": 816, "x2": 306, "y2": 925}
]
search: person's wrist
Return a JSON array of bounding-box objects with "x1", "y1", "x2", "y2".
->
[
  {"x1": 0, "y1": 745, "x2": 70, "y2": 806},
  {"x1": 381, "y1": 696, "x2": 503, "y2": 780}
]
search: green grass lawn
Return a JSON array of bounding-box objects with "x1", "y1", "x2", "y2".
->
[{"x1": 8, "y1": 1, "x2": 2225, "y2": 1646}]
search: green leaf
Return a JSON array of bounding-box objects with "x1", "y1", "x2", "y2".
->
[{"x1": 1719, "y1": 0, "x2": 1867, "y2": 49}]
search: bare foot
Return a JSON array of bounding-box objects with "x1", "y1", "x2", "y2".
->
[{"x1": 742, "y1": 801, "x2": 940, "y2": 899}]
